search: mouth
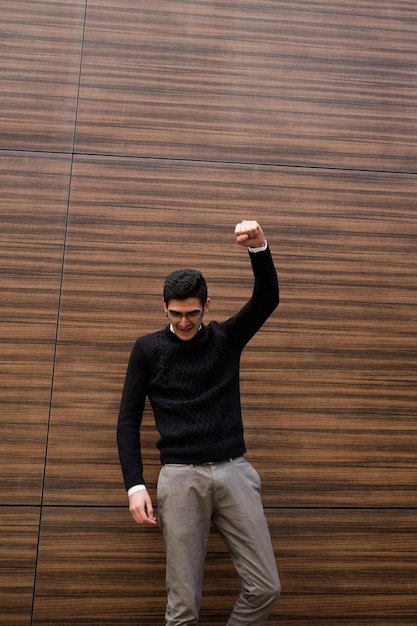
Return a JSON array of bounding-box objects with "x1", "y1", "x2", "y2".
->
[{"x1": 176, "y1": 325, "x2": 195, "y2": 338}]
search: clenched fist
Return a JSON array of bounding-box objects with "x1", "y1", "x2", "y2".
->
[{"x1": 234, "y1": 220, "x2": 266, "y2": 249}]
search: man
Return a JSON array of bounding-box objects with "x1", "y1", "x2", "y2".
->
[{"x1": 117, "y1": 220, "x2": 281, "y2": 625}]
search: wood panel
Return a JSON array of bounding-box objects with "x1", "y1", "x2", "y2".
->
[
  {"x1": 1, "y1": 0, "x2": 416, "y2": 623},
  {"x1": 0, "y1": 508, "x2": 40, "y2": 626},
  {"x1": 0, "y1": 152, "x2": 71, "y2": 504},
  {"x1": 0, "y1": 0, "x2": 86, "y2": 152},
  {"x1": 76, "y1": 0, "x2": 417, "y2": 171},
  {"x1": 43, "y1": 155, "x2": 417, "y2": 506},
  {"x1": 274, "y1": 508, "x2": 417, "y2": 625},
  {"x1": 32, "y1": 507, "x2": 417, "y2": 625}
]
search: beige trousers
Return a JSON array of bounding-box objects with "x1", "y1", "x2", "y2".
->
[{"x1": 157, "y1": 456, "x2": 280, "y2": 626}]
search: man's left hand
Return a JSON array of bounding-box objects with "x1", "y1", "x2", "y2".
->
[{"x1": 234, "y1": 220, "x2": 266, "y2": 248}]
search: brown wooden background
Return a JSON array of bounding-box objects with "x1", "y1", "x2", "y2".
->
[{"x1": 1, "y1": 1, "x2": 416, "y2": 624}]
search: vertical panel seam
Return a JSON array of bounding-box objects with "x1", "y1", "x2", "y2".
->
[{"x1": 30, "y1": 2, "x2": 90, "y2": 624}]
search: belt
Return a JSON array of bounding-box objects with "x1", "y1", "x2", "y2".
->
[{"x1": 198, "y1": 457, "x2": 235, "y2": 466}]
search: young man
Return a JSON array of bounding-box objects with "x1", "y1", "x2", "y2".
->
[{"x1": 117, "y1": 220, "x2": 281, "y2": 625}]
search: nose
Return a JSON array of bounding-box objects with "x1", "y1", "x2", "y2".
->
[{"x1": 178, "y1": 314, "x2": 190, "y2": 327}]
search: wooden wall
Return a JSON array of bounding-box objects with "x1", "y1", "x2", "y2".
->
[{"x1": 1, "y1": 1, "x2": 416, "y2": 624}]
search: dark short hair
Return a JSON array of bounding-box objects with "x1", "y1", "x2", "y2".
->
[{"x1": 163, "y1": 269, "x2": 207, "y2": 305}]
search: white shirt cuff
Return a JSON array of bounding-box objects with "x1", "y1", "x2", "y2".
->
[
  {"x1": 248, "y1": 240, "x2": 268, "y2": 253},
  {"x1": 127, "y1": 484, "x2": 147, "y2": 497}
]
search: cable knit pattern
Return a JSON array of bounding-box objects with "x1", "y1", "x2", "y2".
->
[{"x1": 117, "y1": 247, "x2": 279, "y2": 490}]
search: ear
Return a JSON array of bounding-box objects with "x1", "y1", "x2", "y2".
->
[
  {"x1": 203, "y1": 298, "x2": 211, "y2": 314},
  {"x1": 163, "y1": 300, "x2": 168, "y2": 316}
]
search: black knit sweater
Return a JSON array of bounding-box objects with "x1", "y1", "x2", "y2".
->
[{"x1": 117, "y1": 247, "x2": 279, "y2": 490}]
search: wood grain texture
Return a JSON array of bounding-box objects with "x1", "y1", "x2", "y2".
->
[
  {"x1": 42, "y1": 155, "x2": 417, "y2": 507},
  {"x1": 2, "y1": 0, "x2": 417, "y2": 622},
  {"x1": 0, "y1": 152, "x2": 71, "y2": 504},
  {"x1": 0, "y1": 0, "x2": 85, "y2": 151},
  {"x1": 76, "y1": 0, "x2": 417, "y2": 171},
  {"x1": 32, "y1": 507, "x2": 417, "y2": 625},
  {"x1": 0, "y1": 508, "x2": 40, "y2": 625}
]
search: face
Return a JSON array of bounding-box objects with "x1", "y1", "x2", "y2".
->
[{"x1": 164, "y1": 297, "x2": 210, "y2": 341}]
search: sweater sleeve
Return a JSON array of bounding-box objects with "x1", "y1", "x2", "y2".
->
[
  {"x1": 116, "y1": 339, "x2": 149, "y2": 490},
  {"x1": 225, "y1": 245, "x2": 279, "y2": 348}
]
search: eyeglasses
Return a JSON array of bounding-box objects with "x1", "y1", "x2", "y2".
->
[{"x1": 166, "y1": 309, "x2": 203, "y2": 322}]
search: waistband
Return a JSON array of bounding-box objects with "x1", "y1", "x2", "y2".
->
[{"x1": 195, "y1": 457, "x2": 238, "y2": 466}]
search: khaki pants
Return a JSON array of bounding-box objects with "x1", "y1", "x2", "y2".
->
[{"x1": 157, "y1": 456, "x2": 281, "y2": 626}]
